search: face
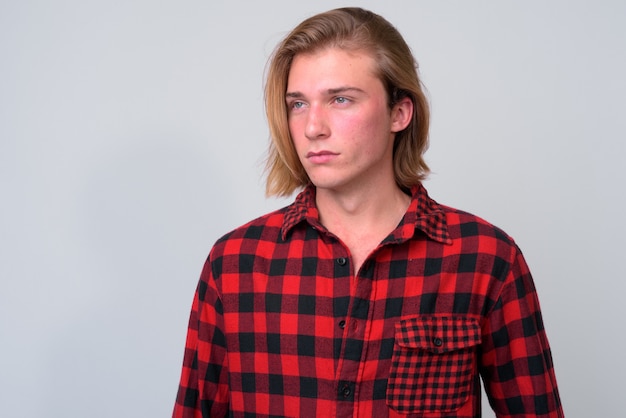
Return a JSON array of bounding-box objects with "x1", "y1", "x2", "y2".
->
[{"x1": 286, "y1": 47, "x2": 412, "y2": 195}]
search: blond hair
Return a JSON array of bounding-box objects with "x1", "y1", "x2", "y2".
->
[{"x1": 265, "y1": 7, "x2": 430, "y2": 197}]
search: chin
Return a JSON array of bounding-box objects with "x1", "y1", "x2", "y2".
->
[{"x1": 309, "y1": 179, "x2": 352, "y2": 193}]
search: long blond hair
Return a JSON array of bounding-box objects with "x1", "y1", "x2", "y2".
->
[{"x1": 264, "y1": 7, "x2": 430, "y2": 197}]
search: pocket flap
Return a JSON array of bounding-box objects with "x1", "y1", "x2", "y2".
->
[{"x1": 395, "y1": 316, "x2": 481, "y2": 354}]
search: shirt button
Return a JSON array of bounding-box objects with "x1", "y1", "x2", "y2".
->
[
  {"x1": 342, "y1": 385, "x2": 351, "y2": 397},
  {"x1": 339, "y1": 320, "x2": 346, "y2": 329},
  {"x1": 433, "y1": 337, "x2": 443, "y2": 347},
  {"x1": 336, "y1": 257, "x2": 347, "y2": 266}
]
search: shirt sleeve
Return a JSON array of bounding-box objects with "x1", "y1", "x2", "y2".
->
[
  {"x1": 479, "y1": 247, "x2": 564, "y2": 417},
  {"x1": 173, "y1": 257, "x2": 230, "y2": 418}
]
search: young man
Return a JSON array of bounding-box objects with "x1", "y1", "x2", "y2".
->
[{"x1": 173, "y1": 7, "x2": 563, "y2": 418}]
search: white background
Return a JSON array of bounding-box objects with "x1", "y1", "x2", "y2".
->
[{"x1": 1, "y1": 1, "x2": 624, "y2": 417}]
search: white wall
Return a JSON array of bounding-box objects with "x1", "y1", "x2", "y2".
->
[{"x1": 1, "y1": 1, "x2": 624, "y2": 417}]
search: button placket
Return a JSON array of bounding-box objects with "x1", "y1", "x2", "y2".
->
[
  {"x1": 352, "y1": 319, "x2": 358, "y2": 331},
  {"x1": 337, "y1": 381, "x2": 355, "y2": 400}
]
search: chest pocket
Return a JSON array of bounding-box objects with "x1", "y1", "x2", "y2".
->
[{"x1": 387, "y1": 316, "x2": 481, "y2": 414}]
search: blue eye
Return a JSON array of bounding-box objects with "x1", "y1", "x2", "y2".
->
[
  {"x1": 291, "y1": 101, "x2": 304, "y2": 109},
  {"x1": 335, "y1": 97, "x2": 349, "y2": 104}
]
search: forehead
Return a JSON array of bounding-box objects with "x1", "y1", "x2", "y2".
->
[{"x1": 287, "y1": 47, "x2": 382, "y2": 90}]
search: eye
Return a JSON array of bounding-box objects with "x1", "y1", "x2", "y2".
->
[
  {"x1": 334, "y1": 96, "x2": 350, "y2": 104},
  {"x1": 289, "y1": 101, "x2": 305, "y2": 110}
]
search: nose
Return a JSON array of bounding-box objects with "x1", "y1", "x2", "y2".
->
[{"x1": 305, "y1": 104, "x2": 330, "y2": 140}]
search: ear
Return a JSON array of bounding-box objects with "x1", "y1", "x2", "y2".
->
[{"x1": 390, "y1": 97, "x2": 413, "y2": 133}]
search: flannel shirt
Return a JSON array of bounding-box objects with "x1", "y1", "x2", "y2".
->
[{"x1": 173, "y1": 184, "x2": 563, "y2": 417}]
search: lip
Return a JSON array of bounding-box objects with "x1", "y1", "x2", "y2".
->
[{"x1": 306, "y1": 150, "x2": 338, "y2": 164}]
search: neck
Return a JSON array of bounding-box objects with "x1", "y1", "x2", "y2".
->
[
  {"x1": 314, "y1": 182, "x2": 411, "y2": 274},
  {"x1": 315, "y1": 182, "x2": 411, "y2": 237}
]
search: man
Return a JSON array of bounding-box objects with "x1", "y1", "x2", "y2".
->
[{"x1": 173, "y1": 7, "x2": 563, "y2": 417}]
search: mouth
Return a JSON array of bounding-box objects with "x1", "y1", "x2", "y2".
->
[
  {"x1": 306, "y1": 150, "x2": 338, "y2": 164},
  {"x1": 307, "y1": 150, "x2": 337, "y2": 158}
]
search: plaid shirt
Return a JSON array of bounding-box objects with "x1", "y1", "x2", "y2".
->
[{"x1": 173, "y1": 184, "x2": 563, "y2": 418}]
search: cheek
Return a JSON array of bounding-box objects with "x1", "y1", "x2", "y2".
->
[
  {"x1": 331, "y1": 112, "x2": 367, "y2": 140},
  {"x1": 334, "y1": 111, "x2": 390, "y2": 147},
  {"x1": 288, "y1": 119, "x2": 305, "y2": 149}
]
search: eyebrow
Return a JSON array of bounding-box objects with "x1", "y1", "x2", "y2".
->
[{"x1": 285, "y1": 86, "x2": 366, "y2": 99}]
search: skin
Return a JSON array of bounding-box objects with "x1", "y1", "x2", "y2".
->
[{"x1": 286, "y1": 47, "x2": 413, "y2": 272}]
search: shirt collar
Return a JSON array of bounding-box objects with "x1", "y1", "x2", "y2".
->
[{"x1": 281, "y1": 184, "x2": 452, "y2": 245}]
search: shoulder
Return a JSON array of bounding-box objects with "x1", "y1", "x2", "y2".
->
[
  {"x1": 440, "y1": 203, "x2": 518, "y2": 249},
  {"x1": 210, "y1": 205, "x2": 290, "y2": 257},
  {"x1": 201, "y1": 205, "x2": 294, "y2": 281},
  {"x1": 435, "y1": 204, "x2": 527, "y2": 283}
]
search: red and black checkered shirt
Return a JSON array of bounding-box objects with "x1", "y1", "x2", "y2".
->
[{"x1": 173, "y1": 184, "x2": 563, "y2": 417}]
